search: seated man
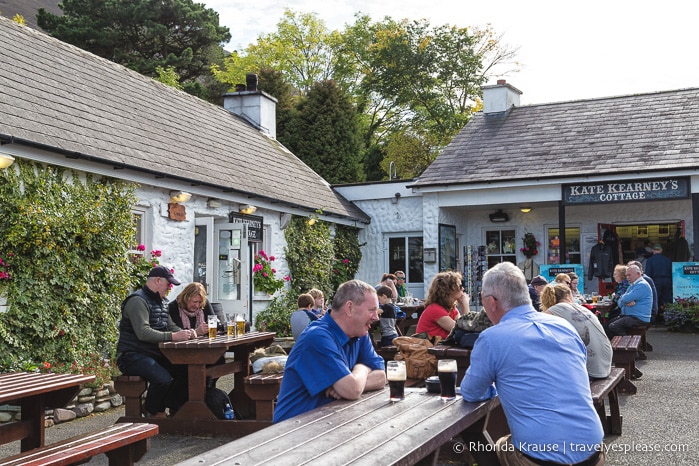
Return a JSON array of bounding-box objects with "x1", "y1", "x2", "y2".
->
[
  {"x1": 460, "y1": 262, "x2": 604, "y2": 465},
  {"x1": 273, "y1": 280, "x2": 386, "y2": 423},
  {"x1": 290, "y1": 293, "x2": 318, "y2": 340},
  {"x1": 116, "y1": 266, "x2": 196, "y2": 417},
  {"x1": 606, "y1": 264, "x2": 652, "y2": 337}
]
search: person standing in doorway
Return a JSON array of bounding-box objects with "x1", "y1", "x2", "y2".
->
[{"x1": 643, "y1": 244, "x2": 673, "y2": 323}]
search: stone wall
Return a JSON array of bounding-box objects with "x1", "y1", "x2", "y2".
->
[{"x1": 0, "y1": 382, "x2": 122, "y2": 427}]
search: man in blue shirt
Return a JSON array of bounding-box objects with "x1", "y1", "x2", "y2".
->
[
  {"x1": 460, "y1": 262, "x2": 604, "y2": 465},
  {"x1": 627, "y1": 260, "x2": 658, "y2": 323},
  {"x1": 606, "y1": 264, "x2": 652, "y2": 337},
  {"x1": 273, "y1": 280, "x2": 386, "y2": 423}
]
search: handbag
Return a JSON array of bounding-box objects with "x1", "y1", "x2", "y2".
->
[
  {"x1": 392, "y1": 336, "x2": 438, "y2": 380},
  {"x1": 443, "y1": 310, "x2": 492, "y2": 348}
]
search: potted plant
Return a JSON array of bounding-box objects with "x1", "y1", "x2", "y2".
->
[
  {"x1": 253, "y1": 250, "x2": 289, "y2": 295},
  {"x1": 664, "y1": 297, "x2": 699, "y2": 332}
]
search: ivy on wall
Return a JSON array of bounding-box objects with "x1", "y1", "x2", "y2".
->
[
  {"x1": 256, "y1": 216, "x2": 363, "y2": 337},
  {"x1": 0, "y1": 159, "x2": 136, "y2": 375}
]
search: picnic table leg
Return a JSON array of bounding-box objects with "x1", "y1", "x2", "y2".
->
[
  {"x1": 607, "y1": 386, "x2": 623, "y2": 435},
  {"x1": 20, "y1": 395, "x2": 45, "y2": 451},
  {"x1": 104, "y1": 439, "x2": 151, "y2": 466},
  {"x1": 172, "y1": 364, "x2": 216, "y2": 419},
  {"x1": 229, "y1": 347, "x2": 256, "y2": 419}
]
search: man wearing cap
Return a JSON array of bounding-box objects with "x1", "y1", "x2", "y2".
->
[
  {"x1": 528, "y1": 275, "x2": 548, "y2": 311},
  {"x1": 643, "y1": 244, "x2": 673, "y2": 322},
  {"x1": 116, "y1": 265, "x2": 195, "y2": 417}
]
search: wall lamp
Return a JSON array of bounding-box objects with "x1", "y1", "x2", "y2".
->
[
  {"x1": 520, "y1": 207, "x2": 532, "y2": 213},
  {"x1": 169, "y1": 191, "x2": 192, "y2": 203},
  {"x1": 239, "y1": 204, "x2": 257, "y2": 215},
  {"x1": 489, "y1": 209, "x2": 509, "y2": 223},
  {"x1": 0, "y1": 147, "x2": 15, "y2": 169},
  {"x1": 391, "y1": 192, "x2": 401, "y2": 205}
]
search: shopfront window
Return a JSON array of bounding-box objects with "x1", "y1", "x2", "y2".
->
[
  {"x1": 547, "y1": 227, "x2": 581, "y2": 264},
  {"x1": 484, "y1": 229, "x2": 517, "y2": 269}
]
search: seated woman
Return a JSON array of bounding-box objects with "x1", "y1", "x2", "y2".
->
[
  {"x1": 567, "y1": 272, "x2": 585, "y2": 304},
  {"x1": 168, "y1": 282, "x2": 216, "y2": 337},
  {"x1": 415, "y1": 271, "x2": 470, "y2": 341},
  {"x1": 290, "y1": 293, "x2": 318, "y2": 340},
  {"x1": 540, "y1": 283, "x2": 612, "y2": 379}
]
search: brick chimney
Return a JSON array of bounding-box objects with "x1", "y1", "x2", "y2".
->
[
  {"x1": 223, "y1": 73, "x2": 278, "y2": 139},
  {"x1": 482, "y1": 79, "x2": 522, "y2": 114}
]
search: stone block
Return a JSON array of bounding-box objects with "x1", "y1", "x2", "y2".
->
[
  {"x1": 53, "y1": 408, "x2": 77, "y2": 423},
  {"x1": 73, "y1": 403, "x2": 94, "y2": 417},
  {"x1": 110, "y1": 394, "x2": 123, "y2": 407},
  {"x1": 94, "y1": 401, "x2": 112, "y2": 412}
]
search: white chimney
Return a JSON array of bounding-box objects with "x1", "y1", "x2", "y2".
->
[
  {"x1": 482, "y1": 79, "x2": 522, "y2": 114},
  {"x1": 223, "y1": 74, "x2": 278, "y2": 139}
]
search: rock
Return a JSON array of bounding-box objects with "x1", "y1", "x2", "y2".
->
[
  {"x1": 95, "y1": 388, "x2": 110, "y2": 398},
  {"x1": 53, "y1": 408, "x2": 77, "y2": 423},
  {"x1": 106, "y1": 381, "x2": 116, "y2": 394},
  {"x1": 0, "y1": 412, "x2": 13, "y2": 423},
  {"x1": 78, "y1": 387, "x2": 93, "y2": 397},
  {"x1": 77, "y1": 395, "x2": 96, "y2": 403},
  {"x1": 44, "y1": 418, "x2": 54, "y2": 428},
  {"x1": 73, "y1": 403, "x2": 94, "y2": 417},
  {"x1": 110, "y1": 394, "x2": 123, "y2": 407},
  {"x1": 94, "y1": 401, "x2": 112, "y2": 412}
]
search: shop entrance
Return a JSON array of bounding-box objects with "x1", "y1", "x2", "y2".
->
[{"x1": 596, "y1": 221, "x2": 686, "y2": 295}]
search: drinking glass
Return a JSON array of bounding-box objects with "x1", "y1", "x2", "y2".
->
[
  {"x1": 386, "y1": 361, "x2": 406, "y2": 402},
  {"x1": 438, "y1": 359, "x2": 457, "y2": 401},
  {"x1": 226, "y1": 314, "x2": 235, "y2": 338},
  {"x1": 234, "y1": 313, "x2": 245, "y2": 337},
  {"x1": 208, "y1": 315, "x2": 218, "y2": 339}
]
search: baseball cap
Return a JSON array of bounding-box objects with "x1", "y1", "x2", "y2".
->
[
  {"x1": 652, "y1": 244, "x2": 663, "y2": 251},
  {"x1": 530, "y1": 275, "x2": 548, "y2": 287},
  {"x1": 148, "y1": 265, "x2": 181, "y2": 285}
]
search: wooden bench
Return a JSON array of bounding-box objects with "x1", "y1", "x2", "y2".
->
[
  {"x1": 0, "y1": 422, "x2": 158, "y2": 466},
  {"x1": 611, "y1": 335, "x2": 641, "y2": 395},
  {"x1": 112, "y1": 375, "x2": 148, "y2": 418},
  {"x1": 590, "y1": 367, "x2": 625, "y2": 436},
  {"x1": 243, "y1": 373, "x2": 283, "y2": 421},
  {"x1": 629, "y1": 323, "x2": 653, "y2": 359}
]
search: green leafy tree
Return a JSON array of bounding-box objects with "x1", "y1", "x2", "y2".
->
[
  {"x1": 37, "y1": 0, "x2": 231, "y2": 85},
  {"x1": 212, "y1": 9, "x2": 337, "y2": 94},
  {"x1": 285, "y1": 80, "x2": 364, "y2": 184}
]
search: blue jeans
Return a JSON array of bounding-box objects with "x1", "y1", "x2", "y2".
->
[{"x1": 117, "y1": 352, "x2": 187, "y2": 415}]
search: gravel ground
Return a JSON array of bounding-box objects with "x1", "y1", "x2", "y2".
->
[{"x1": 1, "y1": 327, "x2": 696, "y2": 465}]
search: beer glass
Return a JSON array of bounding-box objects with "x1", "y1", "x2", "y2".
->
[
  {"x1": 208, "y1": 315, "x2": 218, "y2": 339},
  {"x1": 387, "y1": 361, "x2": 406, "y2": 402},
  {"x1": 234, "y1": 313, "x2": 245, "y2": 337},
  {"x1": 226, "y1": 314, "x2": 235, "y2": 338},
  {"x1": 438, "y1": 359, "x2": 457, "y2": 401}
]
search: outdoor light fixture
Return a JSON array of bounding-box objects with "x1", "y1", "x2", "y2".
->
[
  {"x1": 0, "y1": 148, "x2": 15, "y2": 169},
  {"x1": 306, "y1": 217, "x2": 317, "y2": 226},
  {"x1": 520, "y1": 207, "x2": 532, "y2": 213},
  {"x1": 489, "y1": 209, "x2": 509, "y2": 223},
  {"x1": 239, "y1": 204, "x2": 257, "y2": 215},
  {"x1": 169, "y1": 191, "x2": 192, "y2": 203}
]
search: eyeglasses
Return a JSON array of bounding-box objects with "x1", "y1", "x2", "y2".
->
[{"x1": 396, "y1": 277, "x2": 405, "y2": 281}]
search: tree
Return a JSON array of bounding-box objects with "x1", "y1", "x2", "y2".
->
[
  {"x1": 212, "y1": 9, "x2": 337, "y2": 95},
  {"x1": 37, "y1": 0, "x2": 231, "y2": 84},
  {"x1": 285, "y1": 80, "x2": 364, "y2": 184}
]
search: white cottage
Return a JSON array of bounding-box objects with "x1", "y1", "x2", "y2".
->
[{"x1": 0, "y1": 18, "x2": 369, "y2": 323}]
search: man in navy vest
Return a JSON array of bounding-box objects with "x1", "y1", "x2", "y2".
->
[{"x1": 116, "y1": 266, "x2": 194, "y2": 417}]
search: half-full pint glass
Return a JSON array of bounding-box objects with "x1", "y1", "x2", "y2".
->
[
  {"x1": 235, "y1": 314, "x2": 245, "y2": 336},
  {"x1": 387, "y1": 360, "x2": 406, "y2": 402},
  {"x1": 208, "y1": 315, "x2": 218, "y2": 340},
  {"x1": 438, "y1": 359, "x2": 457, "y2": 401}
]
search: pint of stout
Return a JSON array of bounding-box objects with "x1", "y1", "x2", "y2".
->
[
  {"x1": 386, "y1": 360, "x2": 407, "y2": 402},
  {"x1": 438, "y1": 359, "x2": 457, "y2": 401}
]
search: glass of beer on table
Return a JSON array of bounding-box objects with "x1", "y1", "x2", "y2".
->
[
  {"x1": 438, "y1": 359, "x2": 457, "y2": 401},
  {"x1": 234, "y1": 313, "x2": 245, "y2": 337},
  {"x1": 387, "y1": 360, "x2": 406, "y2": 402},
  {"x1": 226, "y1": 314, "x2": 235, "y2": 338},
  {"x1": 208, "y1": 315, "x2": 218, "y2": 340}
]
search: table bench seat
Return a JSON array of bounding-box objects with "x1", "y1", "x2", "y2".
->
[
  {"x1": 611, "y1": 335, "x2": 641, "y2": 395},
  {"x1": 112, "y1": 376, "x2": 147, "y2": 418},
  {"x1": 590, "y1": 367, "x2": 625, "y2": 436},
  {"x1": 629, "y1": 324, "x2": 653, "y2": 359},
  {"x1": 243, "y1": 373, "x2": 283, "y2": 421},
  {"x1": 0, "y1": 422, "x2": 158, "y2": 466}
]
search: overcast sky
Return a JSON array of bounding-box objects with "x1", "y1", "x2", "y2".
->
[{"x1": 202, "y1": 0, "x2": 698, "y2": 105}]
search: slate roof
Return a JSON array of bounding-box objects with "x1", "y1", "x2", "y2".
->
[
  {"x1": 0, "y1": 17, "x2": 369, "y2": 223},
  {"x1": 414, "y1": 87, "x2": 699, "y2": 187}
]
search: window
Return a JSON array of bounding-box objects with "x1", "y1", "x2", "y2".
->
[
  {"x1": 129, "y1": 207, "x2": 150, "y2": 254},
  {"x1": 484, "y1": 229, "x2": 516, "y2": 269},
  {"x1": 546, "y1": 227, "x2": 581, "y2": 264},
  {"x1": 388, "y1": 236, "x2": 424, "y2": 284}
]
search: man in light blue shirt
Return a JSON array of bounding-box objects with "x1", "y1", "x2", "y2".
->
[
  {"x1": 460, "y1": 262, "x2": 604, "y2": 465},
  {"x1": 606, "y1": 264, "x2": 652, "y2": 337}
]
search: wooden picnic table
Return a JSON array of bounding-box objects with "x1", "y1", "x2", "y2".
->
[
  {"x1": 0, "y1": 372, "x2": 95, "y2": 453},
  {"x1": 117, "y1": 331, "x2": 276, "y2": 437},
  {"x1": 175, "y1": 386, "x2": 507, "y2": 466},
  {"x1": 395, "y1": 302, "x2": 425, "y2": 336}
]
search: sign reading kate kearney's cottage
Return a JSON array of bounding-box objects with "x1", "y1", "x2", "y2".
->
[{"x1": 562, "y1": 177, "x2": 690, "y2": 205}]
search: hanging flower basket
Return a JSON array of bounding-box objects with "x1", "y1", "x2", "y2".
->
[{"x1": 520, "y1": 232, "x2": 540, "y2": 258}]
